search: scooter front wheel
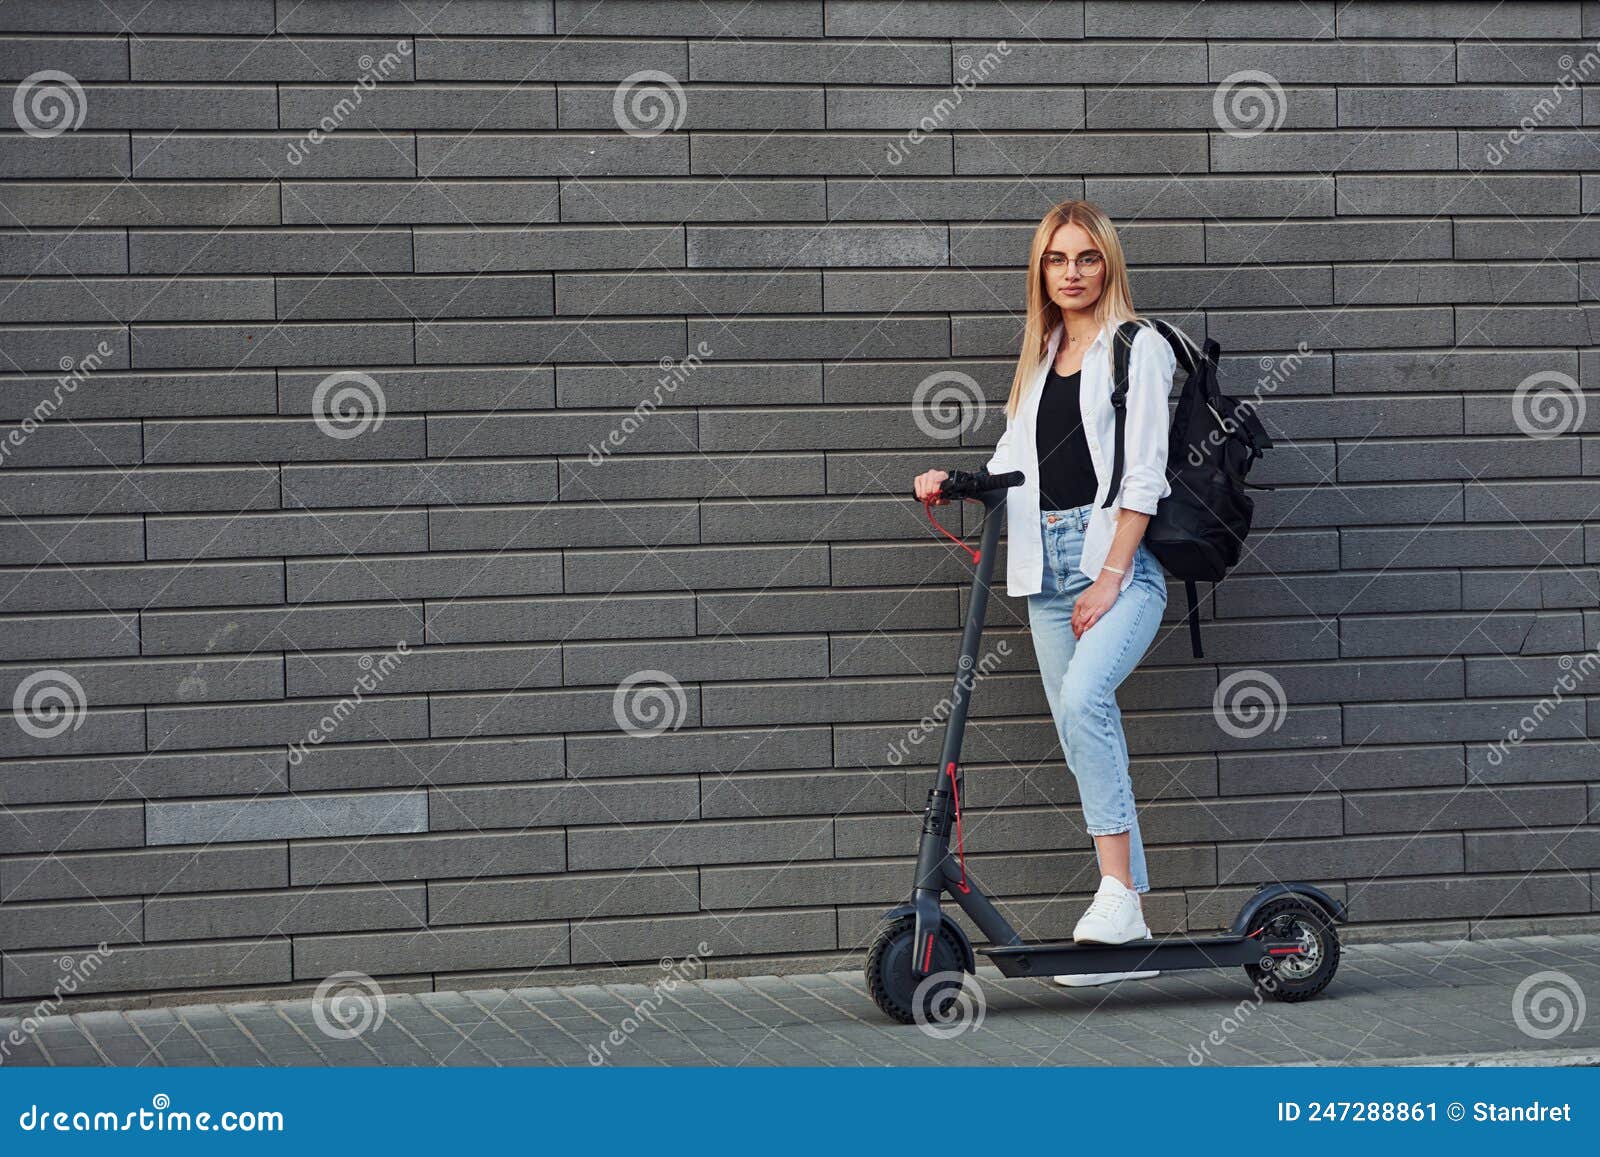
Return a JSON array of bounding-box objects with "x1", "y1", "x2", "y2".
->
[{"x1": 865, "y1": 914, "x2": 970, "y2": 1026}]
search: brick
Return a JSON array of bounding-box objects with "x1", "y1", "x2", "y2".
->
[
  {"x1": 280, "y1": 85, "x2": 556, "y2": 130},
  {"x1": 286, "y1": 552, "x2": 561, "y2": 603},
  {"x1": 415, "y1": 35, "x2": 676, "y2": 80},
  {"x1": 0, "y1": 35, "x2": 129, "y2": 80},
  {"x1": 556, "y1": 272, "x2": 819, "y2": 316},
  {"x1": 557, "y1": 1, "x2": 818, "y2": 36},
  {"x1": 430, "y1": 778, "x2": 697, "y2": 831},
  {"x1": 279, "y1": 274, "x2": 555, "y2": 320},
  {"x1": 412, "y1": 318, "x2": 681, "y2": 364},
  {"x1": 1345, "y1": 785, "x2": 1585, "y2": 834},
  {"x1": 289, "y1": 831, "x2": 563, "y2": 885},
  {"x1": 290, "y1": 736, "x2": 563, "y2": 791},
  {"x1": 568, "y1": 817, "x2": 832, "y2": 870},
  {"x1": 282, "y1": 180, "x2": 558, "y2": 225},
  {"x1": 571, "y1": 910, "x2": 834, "y2": 965},
  {"x1": 693, "y1": 223, "x2": 946, "y2": 267},
  {"x1": 562, "y1": 184, "x2": 823, "y2": 226},
  {"x1": 131, "y1": 37, "x2": 416, "y2": 81},
  {"x1": 0, "y1": 802, "x2": 143, "y2": 853},
  {"x1": 0, "y1": 845, "x2": 286, "y2": 902},
  {"x1": 145, "y1": 511, "x2": 429, "y2": 560},
  {"x1": 0, "y1": 231, "x2": 126, "y2": 275},
  {"x1": 140, "y1": 602, "x2": 424, "y2": 656},
  {"x1": 130, "y1": 229, "x2": 412, "y2": 274},
  {"x1": 293, "y1": 922, "x2": 568, "y2": 978},
  {"x1": 147, "y1": 791, "x2": 428, "y2": 845},
  {"x1": 0, "y1": 182, "x2": 278, "y2": 227},
  {"x1": 0, "y1": 750, "x2": 285, "y2": 806},
  {"x1": 566, "y1": 725, "x2": 832, "y2": 778},
  {"x1": 0, "y1": 517, "x2": 137, "y2": 566},
  {"x1": 5, "y1": 939, "x2": 291, "y2": 997},
  {"x1": 0, "y1": 899, "x2": 141, "y2": 950},
  {"x1": 0, "y1": 705, "x2": 144, "y2": 759},
  {"x1": 276, "y1": 1, "x2": 552, "y2": 35},
  {"x1": 419, "y1": 133, "x2": 687, "y2": 178},
  {"x1": 280, "y1": 366, "x2": 552, "y2": 413},
  {"x1": 1350, "y1": 873, "x2": 1591, "y2": 923},
  {"x1": 146, "y1": 884, "x2": 426, "y2": 940},
  {"x1": 0, "y1": 134, "x2": 129, "y2": 179},
  {"x1": 569, "y1": 84, "x2": 824, "y2": 130},
  {"x1": 689, "y1": 39, "x2": 947, "y2": 85},
  {"x1": 147, "y1": 697, "x2": 429, "y2": 752},
  {"x1": 0, "y1": 466, "x2": 277, "y2": 515},
  {"x1": 283, "y1": 460, "x2": 556, "y2": 508},
  {"x1": 700, "y1": 133, "x2": 953, "y2": 177},
  {"x1": 0, "y1": 1, "x2": 274, "y2": 33},
  {"x1": 428, "y1": 868, "x2": 697, "y2": 925},
  {"x1": 132, "y1": 133, "x2": 416, "y2": 179},
  {"x1": 836, "y1": 1, "x2": 1075, "y2": 36}
]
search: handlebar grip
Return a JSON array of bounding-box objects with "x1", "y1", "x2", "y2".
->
[{"x1": 929, "y1": 468, "x2": 1025, "y2": 500}]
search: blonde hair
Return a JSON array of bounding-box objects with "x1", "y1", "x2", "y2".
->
[{"x1": 1001, "y1": 199, "x2": 1200, "y2": 421}]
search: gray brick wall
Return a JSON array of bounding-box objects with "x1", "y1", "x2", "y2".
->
[{"x1": 1, "y1": 0, "x2": 1598, "y2": 1004}]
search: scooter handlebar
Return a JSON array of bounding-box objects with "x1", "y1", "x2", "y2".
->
[{"x1": 925, "y1": 468, "x2": 1024, "y2": 501}]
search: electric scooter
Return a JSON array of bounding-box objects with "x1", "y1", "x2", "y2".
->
[{"x1": 865, "y1": 467, "x2": 1343, "y2": 1025}]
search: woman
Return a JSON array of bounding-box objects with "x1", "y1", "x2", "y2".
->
[{"x1": 914, "y1": 200, "x2": 1199, "y2": 988}]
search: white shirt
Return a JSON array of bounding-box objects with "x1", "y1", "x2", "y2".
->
[{"x1": 982, "y1": 317, "x2": 1177, "y2": 597}]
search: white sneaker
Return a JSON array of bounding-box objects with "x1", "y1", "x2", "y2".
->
[
  {"x1": 1071, "y1": 874, "x2": 1151, "y2": 944},
  {"x1": 1052, "y1": 970, "x2": 1160, "y2": 988}
]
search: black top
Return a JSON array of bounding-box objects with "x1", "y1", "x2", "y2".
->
[{"x1": 1035, "y1": 365, "x2": 1099, "y2": 510}]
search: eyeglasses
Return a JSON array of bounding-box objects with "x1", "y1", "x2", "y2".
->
[{"x1": 1043, "y1": 252, "x2": 1103, "y2": 274}]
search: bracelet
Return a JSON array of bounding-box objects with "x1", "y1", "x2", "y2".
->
[{"x1": 1102, "y1": 564, "x2": 1125, "y2": 575}]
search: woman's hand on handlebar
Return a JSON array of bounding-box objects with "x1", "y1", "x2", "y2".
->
[{"x1": 913, "y1": 468, "x2": 950, "y2": 504}]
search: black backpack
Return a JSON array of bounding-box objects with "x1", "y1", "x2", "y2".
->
[{"x1": 1103, "y1": 319, "x2": 1274, "y2": 659}]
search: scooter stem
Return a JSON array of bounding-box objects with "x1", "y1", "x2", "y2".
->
[{"x1": 910, "y1": 489, "x2": 1022, "y2": 968}]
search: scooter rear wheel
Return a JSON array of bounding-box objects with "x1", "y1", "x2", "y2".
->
[
  {"x1": 865, "y1": 914, "x2": 970, "y2": 1026},
  {"x1": 1243, "y1": 896, "x2": 1340, "y2": 1002}
]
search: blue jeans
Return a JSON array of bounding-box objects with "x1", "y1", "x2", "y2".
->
[{"x1": 1027, "y1": 504, "x2": 1167, "y2": 894}]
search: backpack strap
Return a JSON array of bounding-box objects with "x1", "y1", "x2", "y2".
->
[
  {"x1": 1183, "y1": 579, "x2": 1204, "y2": 658},
  {"x1": 1100, "y1": 320, "x2": 1144, "y2": 510}
]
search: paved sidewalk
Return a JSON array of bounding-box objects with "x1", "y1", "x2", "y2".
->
[{"x1": 3, "y1": 932, "x2": 1597, "y2": 1067}]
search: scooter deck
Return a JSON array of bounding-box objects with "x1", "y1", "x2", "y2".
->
[{"x1": 979, "y1": 932, "x2": 1299, "y2": 978}]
